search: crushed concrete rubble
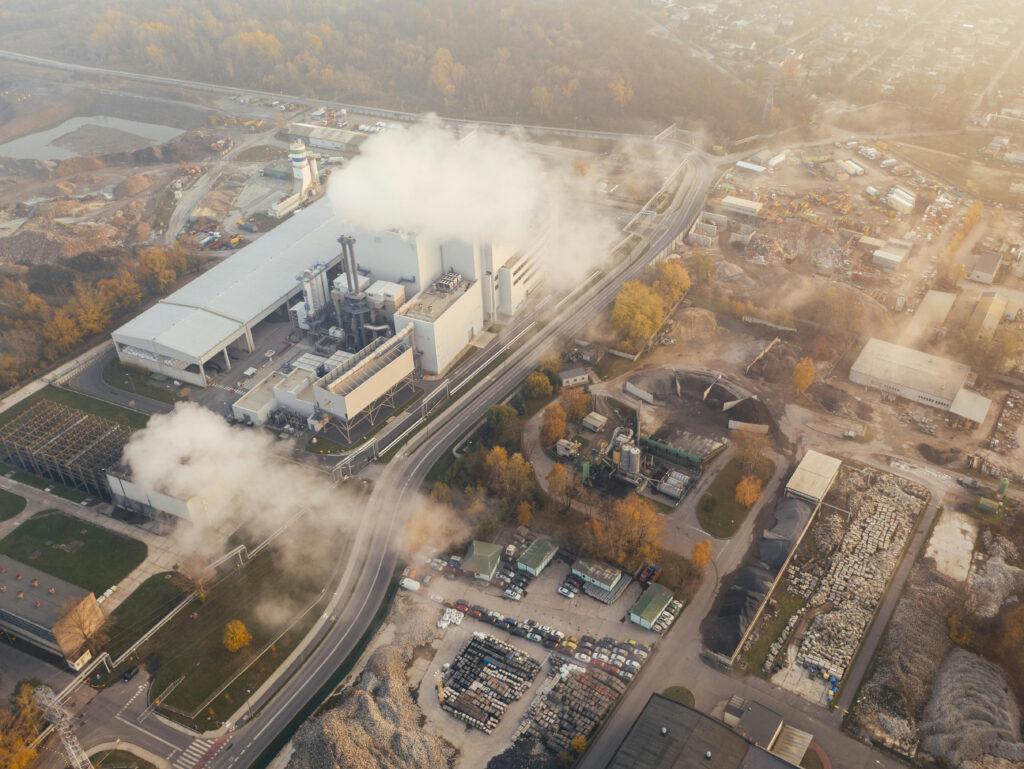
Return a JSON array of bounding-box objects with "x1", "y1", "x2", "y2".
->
[
  {"x1": 786, "y1": 467, "x2": 925, "y2": 682},
  {"x1": 287, "y1": 599, "x2": 455, "y2": 769},
  {"x1": 920, "y1": 648, "x2": 1024, "y2": 769}
]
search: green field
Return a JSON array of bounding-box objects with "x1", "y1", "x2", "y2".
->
[
  {"x1": 0, "y1": 488, "x2": 26, "y2": 521},
  {"x1": 104, "y1": 572, "x2": 189, "y2": 659},
  {"x1": 662, "y1": 686, "x2": 695, "y2": 707},
  {"x1": 0, "y1": 385, "x2": 150, "y2": 430},
  {"x1": 741, "y1": 577, "x2": 805, "y2": 676},
  {"x1": 0, "y1": 467, "x2": 90, "y2": 503},
  {"x1": 90, "y1": 750, "x2": 158, "y2": 769},
  {"x1": 0, "y1": 511, "x2": 147, "y2": 594},
  {"x1": 698, "y1": 455, "x2": 775, "y2": 539},
  {"x1": 126, "y1": 521, "x2": 345, "y2": 730}
]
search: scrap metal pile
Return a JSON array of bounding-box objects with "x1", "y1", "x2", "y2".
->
[
  {"x1": 523, "y1": 662, "x2": 627, "y2": 754},
  {"x1": 786, "y1": 467, "x2": 926, "y2": 684},
  {"x1": 439, "y1": 633, "x2": 541, "y2": 734}
]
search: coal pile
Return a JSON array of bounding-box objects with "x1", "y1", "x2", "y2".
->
[
  {"x1": 440, "y1": 633, "x2": 541, "y2": 733},
  {"x1": 525, "y1": 665, "x2": 627, "y2": 754}
]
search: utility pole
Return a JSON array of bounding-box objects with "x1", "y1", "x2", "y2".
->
[{"x1": 35, "y1": 686, "x2": 94, "y2": 769}]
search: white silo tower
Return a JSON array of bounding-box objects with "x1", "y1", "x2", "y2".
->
[{"x1": 290, "y1": 139, "x2": 313, "y2": 195}]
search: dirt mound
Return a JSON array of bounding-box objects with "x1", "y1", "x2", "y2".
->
[
  {"x1": 918, "y1": 444, "x2": 961, "y2": 466},
  {"x1": 53, "y1": 156, "x2": 104, "y2": 177},
  {"x1": 854, "y1": 565, "x2": 959, "y2": 757},
  {"x1": 0, "y1": 216, "x2": 121, "y2": 264},
  {"x1": 746, "y1": 340, "x2": 801, "y2": 383},
  {"x1": 0, "y1": 157, "x2": 51, "y2": 180},
  {"x1": 287, "y1": 599, "x2": 455, "y2": 769},
  {"x1": 920, "y1": 648, "x2": 1024, "y2": 768},
  {"x1": 675, "y1": 308, "x2": 717, "y2": 342},
  {"x1": 115, "y1": 173, "x2": 155, "y2": 198}
]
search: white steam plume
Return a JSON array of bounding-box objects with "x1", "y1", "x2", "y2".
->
[
  {"x1": 328, "y1": 120, "x2": 619, "y2": 288},
  {"x1": 121, "y1": 403, "x2": 348, "y2": 559}
]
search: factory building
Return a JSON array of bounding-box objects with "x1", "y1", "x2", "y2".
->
[
  {"x1": 287, "y1": 122, "x2": 365, "y2": 154},
  {"x1": 394, "y1": 271, "x2": 483, "y2": 375},
  {"x1": 968, "y1": 251, "x2": 1002, "y2": 284},
  {"x1": 0, "y1": 556, "x2": 105, "y2": 670},
  {"x1": 850, "y1": 338, "x2": 991, "y2": 425},
  {"x1": 721, "y1": 196, "x2": 763, "y2": 217},
  {"x1": 106, "y1": 469, "x2": 209, "y2": 525},
  {"x1": 785, "y1": 451, "x2": 841, "y2": 506},
  {"x1": 269, "y1": 139, "x2": 321, "y2": 218}
]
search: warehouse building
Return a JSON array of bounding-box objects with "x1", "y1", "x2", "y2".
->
[
  {"x1": 785, "y1": 451, "x2": 841, "y2": 505},
  {"x1": 968, "y1": 251, "x2": 1003, "y2": 284},
  {"x1": 721, "y1": 196, "x2": 763, "y2": 217},
  {"x1": 606, "y1": 693, "x2": 802, "y2": 768},
  {"x1": 967, "y1": 292, "x2": 1007, "y2": 340},
  {"x1": 558, "y1": 368, "x2": 589, "y2": 387},
  {"x1": 850, "y1": 338, "x2": 991, "y2": 425},
  {"x1": 0, "y1": 556, "x2": 105, "y2": 670},
  {"x1": 629, "y1": 583, "x2": 674, "y2": 630},
  {"x1": 287, "y1": 122, "x2": 366, "y2": 154},
  {"x1": 517, "y1": 537, "x2": 558, "y2": 577}
]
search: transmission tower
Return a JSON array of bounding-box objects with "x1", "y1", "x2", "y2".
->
[{"x1": 35, "y1": 686, "x2": 94, "y2": 769}]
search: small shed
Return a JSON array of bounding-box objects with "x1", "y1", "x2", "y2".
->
[
  {"x1": 517, "y1": 537, "x2": 558, "y2": 577},
  {"x1": 629, "y1": 583, "x2": 674, "y2": 629},
  {"x1": 572, "y1": 558, "x2": 622, "y2": 592},
  {"x1": 462, "y1": 541, "x2": 502, "y2": 581},
  {"x1": 581, "y1": 412, "x2": 609, "y2": 432},
  {"x1": 559, "y1": 368, "x2": 590, "y2": 387}
]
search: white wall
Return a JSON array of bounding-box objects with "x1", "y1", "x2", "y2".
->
[
  {"x1": 395, "y1": 286, "x2": 483, "y2": 374},
  {"x1": 849, "y1": 370, "x2": 954, "y2": 410},
  {"x1": 106, "y1": 474, "x2": 207, "y2": 524},
  {"x1": 315, "y1": 347, "x2": 414, "y2": 419}
]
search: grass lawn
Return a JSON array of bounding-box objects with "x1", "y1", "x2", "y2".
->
[
  {"x1": 662, "y1": 686, "x2": 695, "y2": 707},
  {"x1": 131, "y1": 522, "x2": 343, "y2": 730},
  {"x1": 593, "y1": 355, "x2": 637, "y2": 381},
  {"x1": 741, "y1": 577, "x2": 805, "y2": 676},
  {"x1": 90, "y1": 750, "x2": 158, "y2": 769},
  {"x1": 0, "y1": 385, "x2": 150, "y2": 430},
  {"x1": 102, "y1": 359, "x2": 183, "y2": 405},
  {"x1": 0, "y1": 511, "x2": 147, "y2": 594},
  {"x1": 800, "y1": 748, "x2": 824, "y2": 769},
  {"x1": 697, "y1": 456, "x2": 774, "y2": 539},
  {"x1": 236, "y1": 144, "x2": 287, "y2": 162},
  {"x1": 0, "y1": 488, "x2": 26, "y2": 521},
  {"x1": 1, "y1": 468, "x2": 90, "y2": 503},
  {"x1": 894, "y1": 144, "x2": 1024, "y2": 205},
  {"x1": 104, "y1": 573, "x2": 188, "y2": 660}
]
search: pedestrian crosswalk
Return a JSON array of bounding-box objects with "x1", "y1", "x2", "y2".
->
[
  {"x1": 172, "y1": 738, "x2": 214, "y2": 769},
  {"x1": 116, "y1": 683, "x2": 148, "y2": 718}
]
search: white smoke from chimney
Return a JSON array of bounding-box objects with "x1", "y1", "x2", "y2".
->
[
  {"x1": 120, "y1": 403, "x2": 345, "y2": 559},
  {"x1": 327, "y1": 119, "x2": 619, "y2": 288}
]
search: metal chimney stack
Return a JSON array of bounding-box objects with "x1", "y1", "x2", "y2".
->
[{"x1": 338, "y1": 235, "x2": 358, "y2": 294}]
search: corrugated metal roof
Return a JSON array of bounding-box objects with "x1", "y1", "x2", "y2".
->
[
  {"x1": 630, "y1": 583, "x2": 673, "y2": 624},
  {"x1": 851, "y1": 338, "x2": 970, "y2": 402},
  {"x1": 950, "y1": 388, "x2": 991, "y2": 424},
  {"x1": 786, "y1": 450, "x2": 841, "y2": 503},
  {"x1": 517, "y1": 537, "x2": 557, "y2": 573}
]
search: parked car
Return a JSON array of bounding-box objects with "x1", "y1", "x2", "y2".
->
[
  {"x1": 121, "y1": 666, "x2": 139, "y2": 683},
  {"x1": 527, "y1": 632, "x2": 543, "y2": 643}
]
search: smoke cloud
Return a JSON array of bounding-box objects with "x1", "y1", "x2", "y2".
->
[
  {"x1": 328, "y1": 120, "x2": 620, "y2": 287},
  {"x1": 121, "y1": 403, "x2": 347, "y2": 559}
]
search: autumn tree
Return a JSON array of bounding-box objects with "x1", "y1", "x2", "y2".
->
[
  {"x1": 97, "y1": 270, "x2": 143, "y2": 314},
  {"x1": 541, "y1": 402, "x2": 567, "y2": 446},
  {"x1": 735, "y1": 475, "x2": 763, "y2": 508},
  {"x1": 524, "y1": 370, "x2": 554, "y2": 399},
  {"x1": 484, "y1": 403, "x2": 519, "y2": 444},
  {"x1": 547, "y1": 463, "x2": 579, "y2": 509},
  {"x1": 691, "y1": 539, "x2": 713, "y2": 572},
  {"x1": 571, "y1": 160, "x2": 590, "y2": 177},
  {"x1": 608, "y1": 76, "x2": 634, "y2": 110},
  {"x1": 559, "y1": 387, "x2": 591, "y2": 422},
  {"x1": 516, "y1": 500, "x2": 534, "y2": 527},
  {"x1": 484, "y1": 446, "x2": 532, "y2": 505},
  {"x1": 691, "y1": 253, "x2": 717, "y2": 284},
  {"x1": 605, "y1": 494, "x2": 663, "y2": 568},
  {"x1": 539, "y1": 351, "x2": 562, "y2": 378},
  {"x1": 173, "y1": 555, "x2": 215, "y2": 602},
  {"x1": 648, "y1": 259, "x2": 691, "y2": 305},
  {"x1": 571, "y1": 735, "x2": 588, "y2": 754},
  {"x1": 734, "y1": 431, "x2": 770, "y2": 477},
  {"x1": 57, "y1": 598, "x2": 108, "y2": 656},
  {"x1": 41, "y1": 308, "x2": 82, "y2": 356},
  {"x1": 0, "y1": 682, "x2": 42, "y2": 769},
  {"x1": 612, "y1": 281, "x2": 666, "y2": 352},
  {"x1": 792, "y1": 357, "x2": 815, "y2": 393},
  {"x1": 223, "y1": 619, "x2": 253, "y2": 652},
  {"x1": 67, "y1": 281, "x2": 110, "y2": 336}
]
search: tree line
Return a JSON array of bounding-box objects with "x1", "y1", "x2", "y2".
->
[
  {"x1": 5, "y1": 0, "x2": 769, "y2": 137},
  {"x1": 0, "y1": 244, "x2": 199, "y2": 389}
]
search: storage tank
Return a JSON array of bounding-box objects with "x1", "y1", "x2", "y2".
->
[{"x1": 620, "y1": 445, "x2": 641, "y2": 475}]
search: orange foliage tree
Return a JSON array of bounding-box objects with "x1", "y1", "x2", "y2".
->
[
  {"x1": 690, "y1": 539, "x2": 713, "y2": 572},
  {"x1": 541, "y1": 402, "x2": 567, "y2": 446},
  {"x1": 735, "y1": 475, "x2": 763, "y2": 508},
  {"x1": 792, "y1": 357, "x2": 815, "y2": 393},
  {"x1": 559, "y1": 386, "x2": 591, "y2": 422},
  {"x1": 222, "y1": 620, "x2": 252, "y2": 652}
]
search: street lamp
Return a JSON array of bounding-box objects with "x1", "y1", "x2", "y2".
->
[
  {"x1": 245, "y1": 687, "x2": 253, "y2": 721},
  {"x1": 124, "y1": 375, "x2": 137, "y2": 395}
]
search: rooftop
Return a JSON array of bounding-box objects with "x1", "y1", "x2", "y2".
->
[
  {"x1": 572, "y1": 558, "x2": 622, "y2": 588},
  {"x1": 630, "y1": 583, "x2": 674, "y2": 624},
  {"x1": 462, "y1": 541, "x2": 502, "y2": 578},
  {"x1": 949, "y1": 388, "x2": 992, "y2": 424},
  {"x1": 736, "y1": 701, "x2": 784, "y2": 748},
  {"x1": 905, "y1": 290, "x2": 955, "y2": 341},
  {"x1": 0, "y1": 555, "x2": 90, "y2": 628},
  {"x1": 786, "y1": 450, "x2": 842, "y2": 503},
  {"x1": 606, "y1": 694, "x2": 797, "y2": 769},
  {"x1": 850, "y1": 338, "x2": 971, "y2": 402},
  {"x1": 395, "y1": 271, "x2": 475, "y2": 322},
  {"x1": 517, "y1": 537, "x2": 558, "y2": 573},
  {"x1": 113, "y1": 197, "x2": 347, "y2": 361},
  {"x1": 288, "y1": 122, "x2": 366, "y2": 146},
  {"x1": 971, "y1": 250, "x2": 1003, "y2": 276}
]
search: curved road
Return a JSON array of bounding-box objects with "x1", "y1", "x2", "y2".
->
[{"x1": 39, "y1": 148, "x2": 713, "y2": 769}]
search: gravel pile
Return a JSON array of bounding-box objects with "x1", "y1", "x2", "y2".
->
[
  {"x1": 853, "y1": 564, "x2": 959, "y2": 757},
  {"x1": 115, "y1": 173, "x2": 155, "y2": 198},
  {"x1": 674, "y1": 308, "x2": 717, "y2": 342},
  {"x1": 287, "y1": 599, "x2": 454, "y2": 769},
  {"x1": 920, "y1": 648, "x2": 1024, "y2": 769},
  {"x1": 965, "y1": 556, "x2": 1024, "y2": 619}
]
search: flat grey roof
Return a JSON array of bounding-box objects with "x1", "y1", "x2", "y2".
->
[
  {"x1": 786, "y1": 450, "x2": 841, "y2": 503},
  {"x1": 606, "y1": 694, "x2": 795, "y2": 769},
  {"x1": 0, "y1": 555, "x2": 90, "y2": 628},
  {"x1": 850, "y1": 338, "x2": 970, "y2": 402},
  {"x1": 972, "y1": 251, "x2": 1002, "y2": 275}
]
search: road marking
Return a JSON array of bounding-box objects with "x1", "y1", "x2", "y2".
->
[{"x1": 114, "y1": 715, "x2": 182, "y2": 749}]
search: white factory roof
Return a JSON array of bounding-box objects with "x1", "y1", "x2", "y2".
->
[
  {"x1": 113, "y1": 198, "x2": 345, "y2": 361},
  {"x1": 949, "y1": 389, "x2": 992, "y2": 424},
  {"x1": 786, "y1": 450, "x2": 842, "y2": 503},
  {"x1": 851, "y1": 338, "x2": 970, "y2": 402}
]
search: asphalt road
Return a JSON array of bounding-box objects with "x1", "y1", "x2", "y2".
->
[{"x1": 34, "y1": 147, "x2": 711, "y2": 769}]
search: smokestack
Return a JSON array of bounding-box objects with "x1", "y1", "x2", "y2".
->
[{"x1": 338, "y1": 235, "x2": 358, "y2": 294}]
